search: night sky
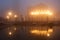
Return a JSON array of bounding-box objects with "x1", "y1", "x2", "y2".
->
[{"x1": 0, "y1": 0, "x2": 60, "y2": 17}]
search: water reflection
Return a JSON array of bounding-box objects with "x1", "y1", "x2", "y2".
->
[
  {"x1": 47, "y1": 33, "x2": 50, "y2": 37},
  {"x1": 7, "y1": 26, "x2": 17, "y2": 37},
  {"x1": 27, "y1": 26, "x2": 53, "y2": 37},
  {"x1": 0, "y1": 25, "x2": 60, "y2": 40},
  {"x1": 30, "y1": 29, "x2": 53, "y2": 37},
  {"x1": 9, "y1": 31, "x2": 12, "y2": 36},
  {"x1": 7, "y1": 26, "x2": 53, "y2": 38}
]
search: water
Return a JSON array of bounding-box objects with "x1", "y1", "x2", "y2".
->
[{"x1": 0, "y1": 25, "x2": 60, "y2": 40}]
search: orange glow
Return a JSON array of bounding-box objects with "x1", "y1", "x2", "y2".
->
[
  {"x1": 30, "y1": 10, "x2": 53, "y2": 16},
  {"x1": 48, "y1": 29, "x2": 53, "y2": 33},
  {"x1": 9, "y1": 32, "x2": 12, "y2": 35},
  {"x1": 46, "y1": 10, "x2": 53, "y2": 15},
  {"x1": 8, "y1": 12, "x2": 12, "y2": 16},
  {"x1": 6, "y1": 16, "x2": 10, "y2": 19},
  {"x1": 30, "y1": 29, "x2": 53, "y2": 36},
  {"x1": 14, "y1": 15, "x2": 17, "y2": 18},
  {"x1": 47, "y1": 33, "x2": 50, "y2": 37},
  {"x1": 30, "y1": 30, "x2": 40, "y2": 34},
  {"x1": 30, "y1": 30, "x2": 48, "y2": 35},
  {"x1": 31, "y1": 11, "x2": 40, "y2": 15}
]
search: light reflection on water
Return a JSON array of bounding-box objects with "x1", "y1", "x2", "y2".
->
[{"x1": 0, "y1": 25, "x2": 60, "y2": 40}]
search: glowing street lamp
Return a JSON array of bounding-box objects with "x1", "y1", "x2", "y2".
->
[
  {"x1": 14, "y1": 15, "x2": 18, "y2": 21},
  {"x1": 14, "y1": 15, "x2": 17, "y2": 18},
  {"x1": 6, "y1": 16, "x2": 10, "y2": 19},
  {"x1": 8, "y1": 12, "x2": 12, "y2": 16}
]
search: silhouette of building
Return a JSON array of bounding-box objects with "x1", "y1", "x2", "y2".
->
[{"x1": 27, "y1": 3, "x2": 48, "y2": 22}]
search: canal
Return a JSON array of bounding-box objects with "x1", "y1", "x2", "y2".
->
[{"x1": 0, "y1": 25, "x2": 60, "y2": 40}]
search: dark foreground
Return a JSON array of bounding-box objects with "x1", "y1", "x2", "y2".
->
[{"x1": 0, "y1": 25, "x2": 60, "y2": 40}]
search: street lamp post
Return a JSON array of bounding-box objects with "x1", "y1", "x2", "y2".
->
[
  {"x1": 8, "y1": 12, "x2": 12, "y2": 16},
  {"x1": 14, "y1": 15, "x2": 18, "y2": 21},
  {"x1": 6, "y1": 16, "x2": 10, "y2": 20},
  {"x1": 6, "y1": 11, "x2": 12, "y2": 21}
]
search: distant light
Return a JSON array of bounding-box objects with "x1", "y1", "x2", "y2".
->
[
  {"x1": 6, "y1": 16, "x2": 10, "y2": 19},
  {"x1": 48, "y1": 29, "x2": 53, "y2": 33},
  {"x1": 9, "y1": 32, "x2": 12, "y2": 36},
  {"x1": 46, "y1": 10, "x2": 53, "y2": 15},
  {"x1": 47, "y1": 33, "x2": 50, "y2": 37},
  {"x1": 31, "y1": 11, "x2": 40, "y2": 15},
  {"x1": 8, "y1": 12, "x2": 12, "y2": 16},
  {"x1": 30, "y1": 30, "x2": 48, "y2": 35},
  {"x1": 14, "y1": 15, "x2": 17, "y2": 18},
  {"x1": 30, "y1": 10, "x2": 53, "y2": 16},
  {"x1": 30, "y1": 30, "x2": 40, "y2": 34},
  {"x1": 14, "y1": 27, "x2": 16, "y2": 30}
]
